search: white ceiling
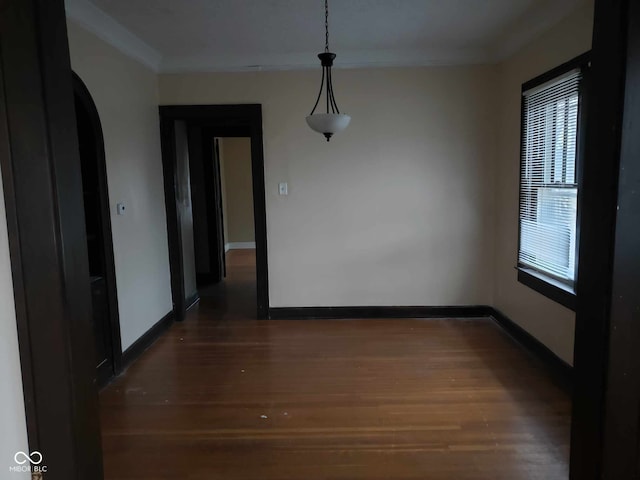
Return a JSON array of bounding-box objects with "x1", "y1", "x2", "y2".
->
[{"x1": 65, "y1": 0, "x2": 586, "y2": 72}]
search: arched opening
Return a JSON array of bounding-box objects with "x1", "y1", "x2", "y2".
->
[{"x1": 73, "y1": 72, "x2": 121, "y2": 387}]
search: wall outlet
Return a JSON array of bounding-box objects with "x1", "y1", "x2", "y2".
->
[
  {"x1": 278, "y1": 182, "x2": 288, "y2": 196},
  {"x1": 116, "y1": 203, "x2": 126, "y2": 215}
]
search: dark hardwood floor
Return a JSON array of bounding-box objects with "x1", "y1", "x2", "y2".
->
[{"x1": 100, "y1": 249, "x2": 571, "y2": 479}]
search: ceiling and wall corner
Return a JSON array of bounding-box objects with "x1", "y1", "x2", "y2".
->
[
  {"x1": 64, "y1": 0, "x2": 589, "y2": 73},
  {"x1": 490, "y1": 0, "x2": 590, "y2": 61},
  {"x1": 64, "y1": 0, "x2": 162, "y2": 71}
]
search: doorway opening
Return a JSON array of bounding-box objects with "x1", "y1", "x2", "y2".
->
[
  {"x1": 159, "y1": 105, "x2": 268, "y2": 321},
  {"x1": 73, "y1": 72, "x2": 121, "y2": 386},
  {"x1": 198, "y1": 136, "x2": 256, "y2": 318}
]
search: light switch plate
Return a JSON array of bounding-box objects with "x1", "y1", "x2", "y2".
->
[
  {"x1": 278, "y1": 182, "x2": 288, "y2": 195},
  {"x1": 116, "y1": 203, "x2": 126, "y2": 215}
]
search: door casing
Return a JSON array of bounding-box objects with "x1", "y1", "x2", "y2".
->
[
  {"x1": 159, "y1": 105, "x2": 269, "y2": 321},
  {"x1": 73, "y1": 71, "x2": 123, "y2": 387}
]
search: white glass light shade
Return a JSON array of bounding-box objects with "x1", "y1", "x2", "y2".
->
[{"x1": 305, "y1": 113, "x2": 351, "y2": 139}]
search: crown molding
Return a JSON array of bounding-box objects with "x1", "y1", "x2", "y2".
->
[
  {"x1": 159, "y1": 48, "x2": 494, "y2": 74},
  {"x1": 64, "y1": 0, "x2": 586, "y2": 74},
  {"x1": 491, "y1": 0, "x2": 587, "y2": 62},
  {"x1": 64, "y1": 0, "x2": 163, "y2": 71}
]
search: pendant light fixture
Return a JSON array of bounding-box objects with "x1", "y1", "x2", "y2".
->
[{"x1": 306, "y1": 0, "x2": 351, "y2": 141}]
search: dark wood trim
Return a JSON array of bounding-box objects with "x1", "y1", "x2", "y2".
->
[
  {"x1": 196, "y1": 125, "x2": 250, "y2": 137},
  {"x1": 201, "y1": 132, "x2": 225, "y2": 281},
  {"x1": 204, "y1": 134, "x2": 220, "y2": 277},
  {"x1": 570, "y1": 1, "x2": 631, "y2": 479},
  {"x1": 517, "y1": 52, "x2": 590, "y2": 309},
  {"x1": 185, "y1": 292, "x2": 200, "y2": 311},
  {"x1": 159, "y1": 104, "x2": 269, "y2": 319},
  {"x1": 196, "y1": 272, "x2": 220, "y2": 286},
  {"x1": 517, "y1": 267, "x2": 577, "y2": 311},
  {"x1": 215, "y1": 138, "x2": 227, "y2": 278},
  {"x1": 121, "y1": 311, "x2": 175, "y2": 369},
  {"x1": 572, "y1": 51, "x2": 591, "y2": 300},
  {"x1": 601, "y1": 1, "x2": 640, "y2": 475},
  {"x1": 571, "y1": 1, "x2": 640, "y2": 478},
  {"x1": 72, "y1": 71, "x2": 123, "y2": 381},
  {"x1": 522, "y1": 51, "x2": 591, "y2": 93},
  {"x1": 96, "y1": 358, "x2": 114, "y2": 389},
  {"x1": 489, "y1": 308, "x2": 573, "y2": 390},
  {"x1": 160, "y1": 117, "x2": 186, "y2": 321},
  {"x1": 0, "y1": 33, "x2": 38, "y2": 453},
  {"x1": 0, "y1": 0, "x2": 103, "y2": 477},
  {"x1": 269, "y1": 305, "x2": 492, "y2": 320}
]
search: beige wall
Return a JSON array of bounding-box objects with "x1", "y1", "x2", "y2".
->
[
  {"x1": 494, "y1": 0, "x2": 594, "y2": 364},
  {"x1": 160, "y1": 66, "x2": 497, "y2": 307},
  {"x1": 220, "y1": 137, "x2": 255, "y2": 244},
  {"x1": 0, "y1": 166, "x2": 30, "y2": 479},
  {"x1": 67, "y1": 21, "x2": 173, "y2": 350}
]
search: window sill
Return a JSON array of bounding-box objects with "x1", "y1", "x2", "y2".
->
[{"x1": 517, "y1": 267, "x2": 577, "y2": 311}]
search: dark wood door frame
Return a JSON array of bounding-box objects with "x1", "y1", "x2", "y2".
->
[
  {"x1": 213, "y1": 137, "x2": 227, "y2": 279},
  {"x1": 159, "y1": 105, "x2": 269, "y2": 320},
  {"x1": 201, "y1": 133, "x2": 227, "y2": 282},
  {"x1": 73, "y1": 71, "x2": 123, "y2": 384},
  {"x1": 191, "y1": 130, "x2": 229, "y2": 285},
  {"x1": 200, "y1": 127, "x2": 253, "y2": 282},
  {"x1": 570, "y1": 0, "x2": 640, "y2": 478},
  {"x1": 0, "y1": 0, "x2": 103, "y2": 478}
]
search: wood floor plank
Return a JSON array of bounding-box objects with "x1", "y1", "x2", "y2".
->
[{"x1": 100, "y1": 249, "x2": 570, "y2": 479}]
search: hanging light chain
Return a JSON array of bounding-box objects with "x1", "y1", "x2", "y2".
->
[
  {"x1": 306, "y1": 0, "x2": 351, "y2": 141},
  {"x1": 325, "y1": 0, "x2": 329, "y2": 52},
  {"x1": 309, "y1": 0, "x2": 341, "y2": 116}
]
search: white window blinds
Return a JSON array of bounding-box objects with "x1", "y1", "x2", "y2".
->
[{"x1": 519, "y1": 69, "x2": 582, "y2": 286}]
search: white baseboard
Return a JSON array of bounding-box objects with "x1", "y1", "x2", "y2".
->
[{"x1": 225, "y1": 242, "x2": 256, "y2": 252}]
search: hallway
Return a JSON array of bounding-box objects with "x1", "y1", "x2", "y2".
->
[{"x1": 99, "y1": 250, "x2": 571, "y2": 480}]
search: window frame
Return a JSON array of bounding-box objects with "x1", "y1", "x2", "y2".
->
[{"x1": 517, "y1": 52, "x2": 591, "y2": 311}]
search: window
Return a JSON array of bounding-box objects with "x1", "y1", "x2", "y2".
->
[{"x1": 517, "y1": 54, "x2": 589, "y2": 310}]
